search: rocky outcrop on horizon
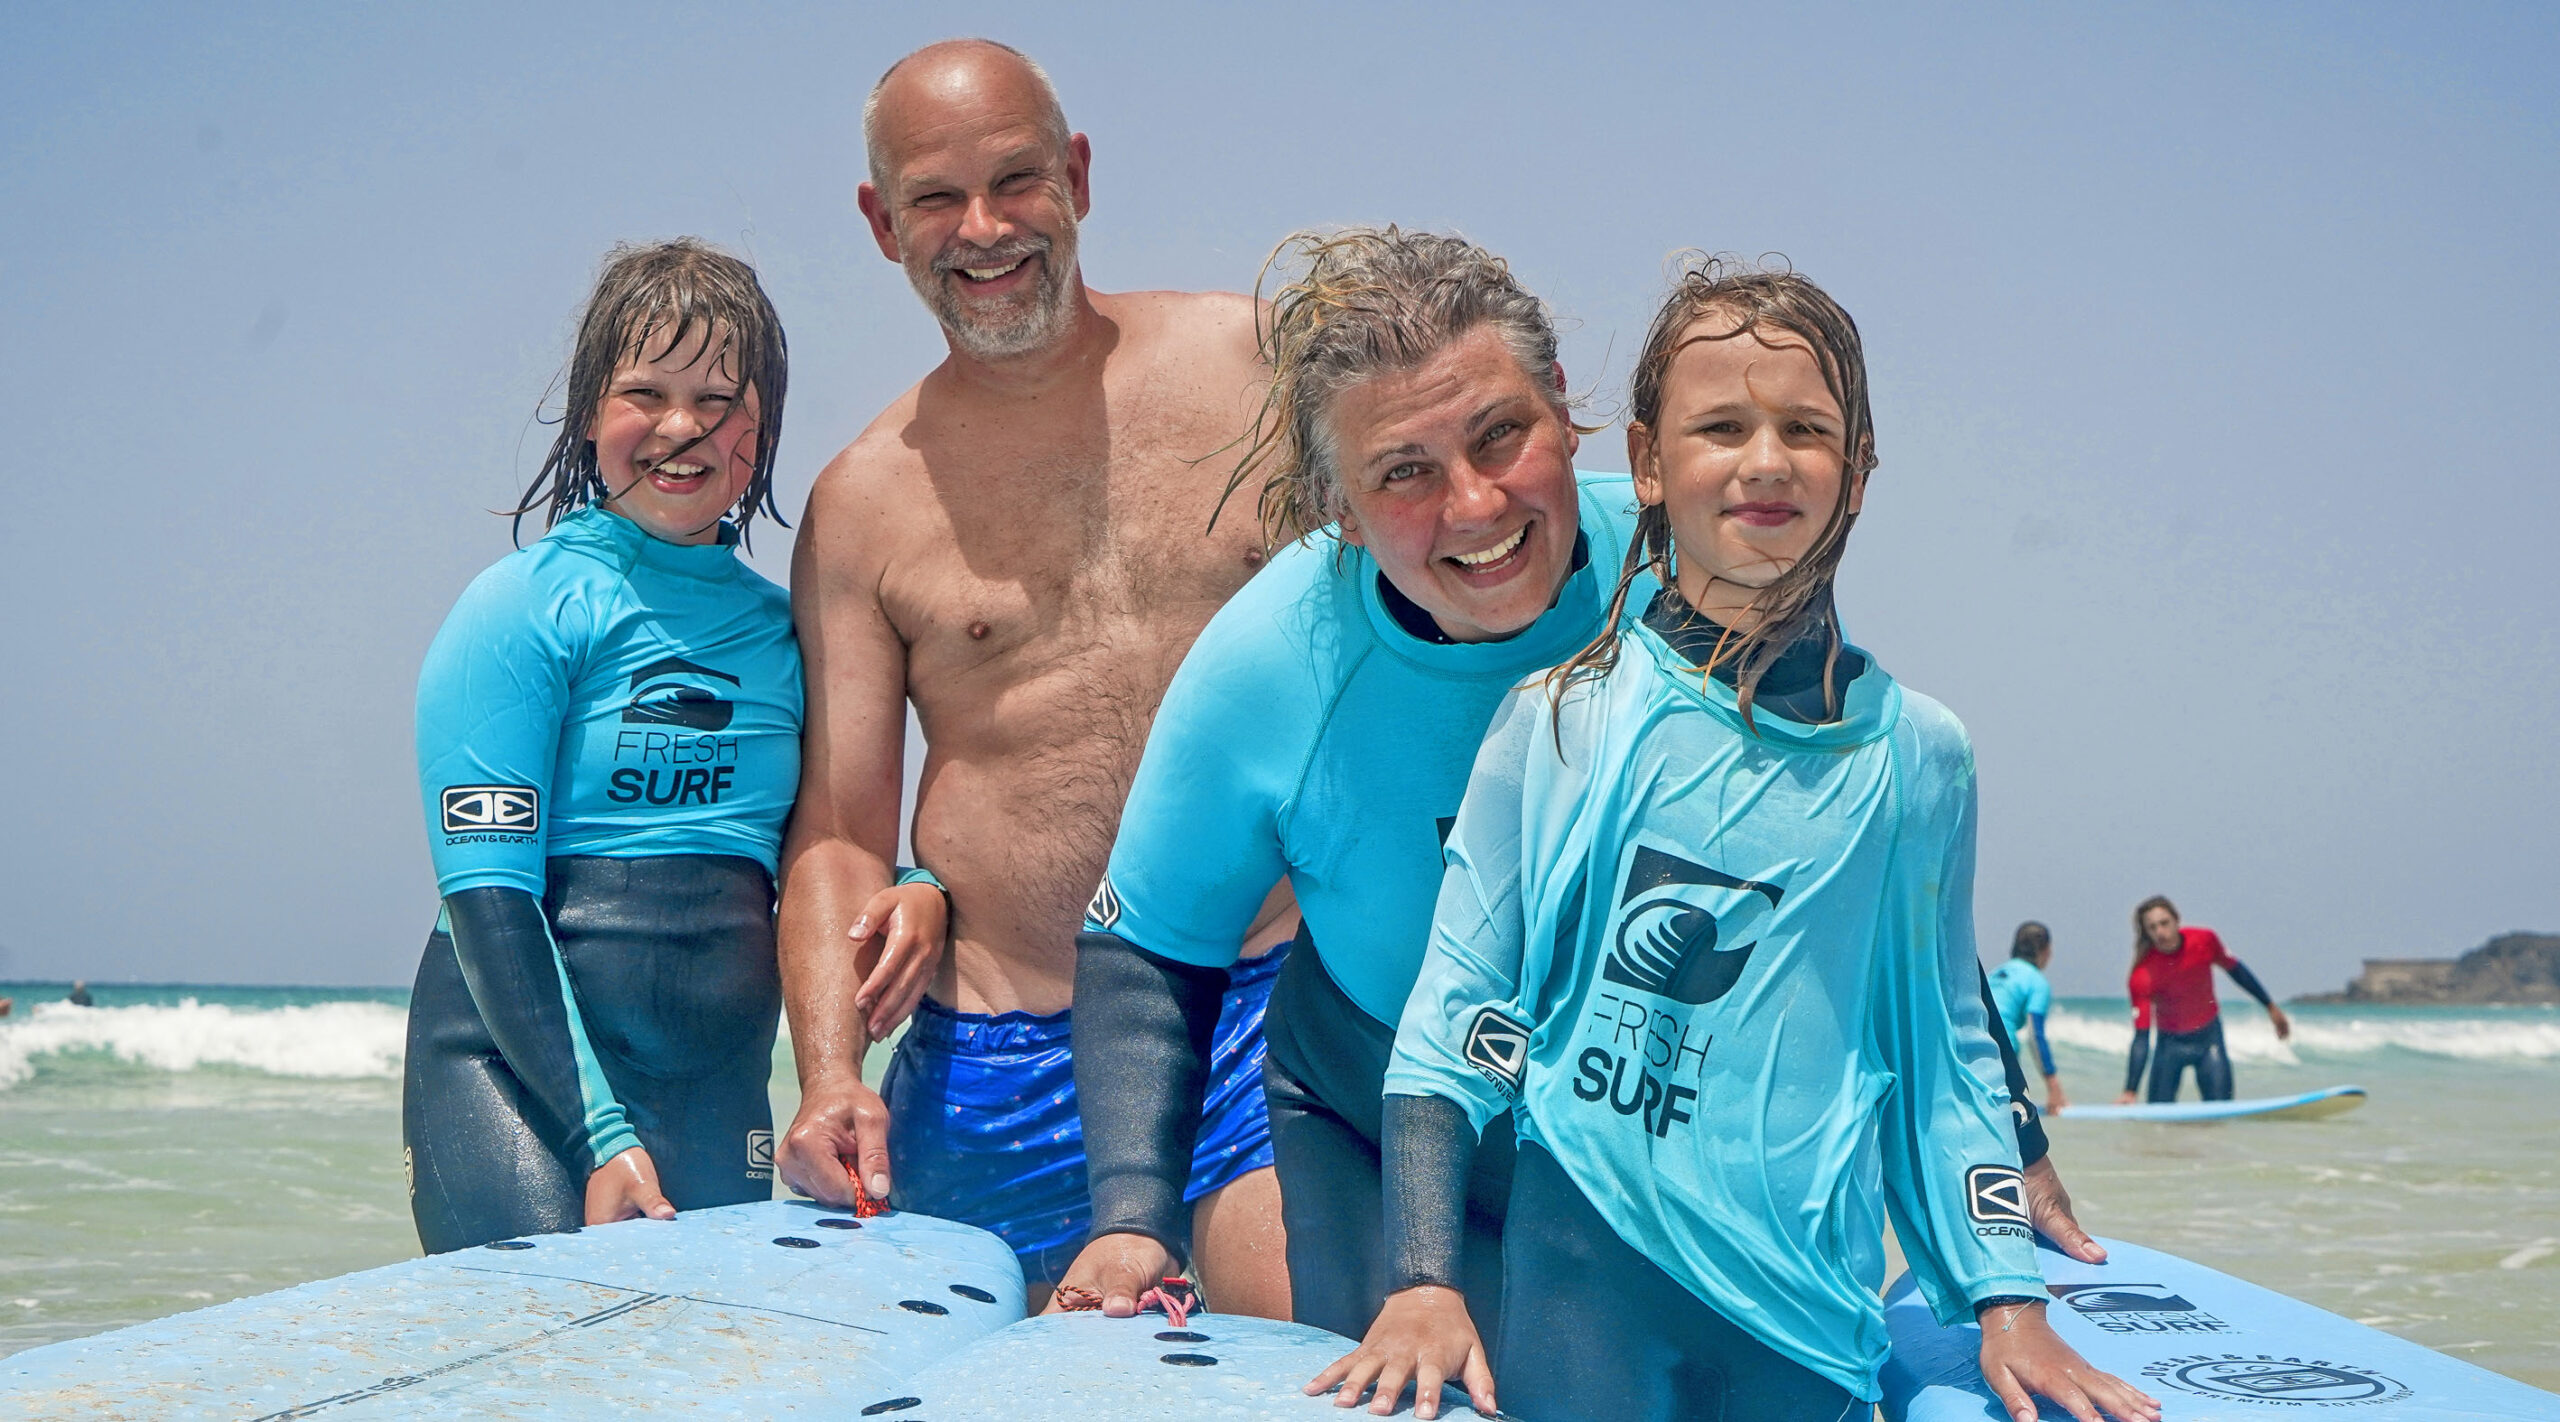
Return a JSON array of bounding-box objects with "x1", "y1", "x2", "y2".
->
[{"x1": 2302, "y1": 932, "x2": 2560, "y2": 1005}]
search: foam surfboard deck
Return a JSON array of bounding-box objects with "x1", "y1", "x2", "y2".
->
[
  {"x1": 0, "y1": 1200, "x2": 1025, "y2": 1421},
  {"x1": 1882, "y1": 1234, "x2": 2560, "y2": 1420},
  {"x1": 2056, "y1": 1084, "x2": 2367, "y2": 1123},
  {"x1": 889, "y1": 1311, "x2": 1494, "y2": 1418}
]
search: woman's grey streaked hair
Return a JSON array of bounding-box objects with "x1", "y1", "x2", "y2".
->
[{"x1": 1223, "y1": 226, "x2": 1572, "y2": 546}]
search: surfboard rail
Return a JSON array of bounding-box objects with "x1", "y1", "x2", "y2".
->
[{"x1": 2052, "y1": 1083, "x2": 2367, "y2": 1123}]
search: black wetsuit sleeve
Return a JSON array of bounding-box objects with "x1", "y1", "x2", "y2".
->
[
  {"x1": 2223, "y1": 959, "x2": 2276, "y2": 1010},
  {"x1": 1382, "y1": 1093, "x2": 1477, "y2": 1293},
  {"x1": 443, "y1": 887, "x2": 606, "y2": 1163},
  {"x1": 2124, "y1": 1029, "x2": 2153, "y2": 1095},
  {"x1": 1976, "y1": 964, "x2": 2048, "y2": 1166},
  {"x1": 1072, "y1": 930, "x2": 1226, "y2": 1263}
]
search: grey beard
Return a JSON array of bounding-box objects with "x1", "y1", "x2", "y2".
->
[{"x1": 909, "y1": 230, "x2": 1080, "y2": 360}]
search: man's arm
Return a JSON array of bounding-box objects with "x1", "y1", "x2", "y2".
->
[{"x1": 775, "y1": 451, "x2": 916, "y2": 1207}]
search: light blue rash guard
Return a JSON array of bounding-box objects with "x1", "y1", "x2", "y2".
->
[
  {"x1": 1087, "y1": 471, "x2": 1641, "y2": 1024},
  {"x1": 1384, "y1": 618, "x2": 2042, "y2": 1400},
  {"x1": 415, "y1": 506, "x2": 800, "y2": 1162},
  {"x1": 1988, "y1": 957, "x2": 2057, "y2": 1076}
]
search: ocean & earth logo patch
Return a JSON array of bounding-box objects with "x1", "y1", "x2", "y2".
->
[
  {"x1": 1965, "y1": 1164, "x2": 2031, "y2": 1231},
  {"x1": 746, "y1": 1129, "x2": 775, "y2": 1178},
  {"x1": 2142, "y1": 1354, "x2": 2410, "y2": 1407},
  {"x1": 622, "y1": 656, "x2": 740, "y2": 732},
  {"x1": 1601, "y1": 846, "x2": 1784, "y2": 1006},
  {"x1": 1463, "y1": 1007, "x2": 1531, "y2": 1098},
  {"x1": 2046, "y1": 1282, "x2": 2233, "y2": 1335},
  {"x1": 441, "y1": 784, "x2": 539, "y2": 836},
  {"x1": 1086, "y1": 876, "x2": 1123, "y2": 930}
]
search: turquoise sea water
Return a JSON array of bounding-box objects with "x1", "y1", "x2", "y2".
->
[{"x1": 1, "y1": 984, "x2": 2554, "y2": 1392}]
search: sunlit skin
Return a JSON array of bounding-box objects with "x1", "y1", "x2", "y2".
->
[
  {"x1": 1330, "y1": 325, "x2": 1582, "y2": 643},
  {"x1": 588, "y1": 325, "x2": 760, "y2": 545},
  {"x1": 1627, "y1": 315, "x2": 1863, "y2": 631},
  {"x1": 2116, "y1": 906, "x2": 2291, "y2": 1105}
]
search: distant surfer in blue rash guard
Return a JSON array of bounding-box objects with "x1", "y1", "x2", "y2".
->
[
  {"x1": 405, "y1": 240, "x2": 948, "y2": 1253},
  {"x1": 1991, "y1": 921, "x2": 2068, "y2": 1111},
  {"x1": 1326, "y1": 263, "x2": 2158, "y2": 1422},
  {"x1": 1055, "y1": 231, "x2": 2098, "y2": 1338}
]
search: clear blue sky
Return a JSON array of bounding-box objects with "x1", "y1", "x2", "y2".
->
[{"x1": 3, "y1": 3, "x2": 2552, "y2": 994}]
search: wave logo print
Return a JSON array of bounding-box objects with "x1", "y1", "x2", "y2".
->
[
  {"x1": 2049, "y1": 1283, "x2": 2198, "y2": 1315},
  {"x1": 1601, "y1": 846, "x2": 1784, "y2": 1005},
  {"x1": 622, "y1": 656, "x2": 740, "y2": 732},
  {"x1": 1086, "y1": 877, "x2": 1123, "y2": 930}
]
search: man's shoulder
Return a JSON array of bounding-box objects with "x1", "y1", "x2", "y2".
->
[{"x1": 1098, "y1": 288, "x2": 1261, "y2": 365}]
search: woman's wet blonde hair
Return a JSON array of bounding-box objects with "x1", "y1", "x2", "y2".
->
[
  {"x1": 1550, "y1": 255, "x2": 1876, "y2": 729},
  {"x1": 1219, "y1": 226, "x2": 1581, "y2": 546}
]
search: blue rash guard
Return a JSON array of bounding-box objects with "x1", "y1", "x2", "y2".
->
[
  {"x1": 1988, "y1": 957, "x2": 2058, "y2": 1077},
  {"x1": 414, "y1": 506, "x2": 800, "y2": 1173},
  {"x1": 1088, "y1": 470, "x2": 1640, "y2": 1021},
  {"x1": 1383, "y1": 615, "x2": 2042, "y2": 1400}
]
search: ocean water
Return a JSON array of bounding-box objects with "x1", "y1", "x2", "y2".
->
[{"x1": 0, "y1": 985, "x2": 2553, "y2": 1393}]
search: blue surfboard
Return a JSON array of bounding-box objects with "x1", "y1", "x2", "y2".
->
[
  {"x1": 0, "y1": 1201, "x2": 1024, "y2": 1420},
  {"x1": 891, "y1": 1310, "x2": 1490, "y2": 1418},
  {"x1": 1881, "y1": 1234, "x2": 2560, "y2": 1420},
  {"x1": 2055, "y1": 1084, "x2": 2367, "y2": 1123}
]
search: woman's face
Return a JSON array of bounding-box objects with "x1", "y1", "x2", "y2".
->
[
  {"x1": 588, "y1": 323, "x2": 760, "y2": 545},
  {"x1": 2142, "y1": 905, "x2": 2183, "y2": 952},
  {"x1": 1328, "y1": 325, "x2": 1582, "y2": 643},
  {"x1": 1628, "y1": 315, "x2": 1861, "y2": 628}
]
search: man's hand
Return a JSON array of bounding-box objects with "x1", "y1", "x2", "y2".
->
[
  {"x1": 584, "y1": 1145, "x2": 677, "y2": 1226},
  {"x1": 1306, "y1": 1285, "x2": 1494, "y2": 1420},
  {"x1": 2044, "y1": 1074, "x2": 2071, "y2": 1113},
  {"x1": 1978, "y1": 1300, "x2": 2160, "y2": 1422},
  {"x1": 2268, "y1": 1003, "x2": 2294, "y2": 1041},
  {"x1": 779, "y1": 1078, "x2": 893, "y2": 1207},
  {"x1": 2024, "y1": 1154, "x2": 2107, "y2": 1264},
  {"x1": 1044, "y1": 1231, "x2": 1178, "y2": 1317},
  {"x1": 849, "y1": 881, "x2": 949, "y2": 1041}
]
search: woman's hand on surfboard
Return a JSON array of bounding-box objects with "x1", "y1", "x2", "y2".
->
[
  {"x1": 1043, "y1": 1231, "x2": 1177, "y2": 1318},
  {"x1": 778, "y1": 1080, "x2": 894, "y2": 1207},
  {"x1": 583, "y1": 1146, "x2": 677, "y2": 1226},
  {"x1": 2043, "y1": 1076, "x2": 2070, "y2": 1113},
  {"x1": 1307, "y1": 1284, "x2": 1494, "y2": 1420},
  {"x1": 1977, "y1": 1300, "x2": 2160, "y2": 1422},
  {"x1": 848, "y1": 881, "x2": 949, "y2": 1042},
  {"x1": 2023, "y1": 1156, "x2": 2107, "y2": 1264},
  {"x1": 2115, "y1": 1089, "x2": 2138, "y2": 1105}
]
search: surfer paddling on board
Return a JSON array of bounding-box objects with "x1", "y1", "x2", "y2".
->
[
  {"x1": 776, "y1": 39, "x2": 1294, "y2": 1306},
  {"x1": 1991, "y1": 921, "x2": 2067, "y2": 1111},
  {"x1": 2117, "y1": 894, "x2": 2290, "y2": 1104},
  {"x1": 1327, "y1": 261, "x2": 2156, "y2": 1422},
  {"x1": 1059, "y1": 230, "x2": 2109, "y2": 1359},
  {"x1": 406, "y1": 242, "x2": 947, "y2": 1253}
]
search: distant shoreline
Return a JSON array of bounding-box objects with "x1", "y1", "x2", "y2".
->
[{"x1": 2298, "y1": 932, "x2": 2560, "y2": 1006}]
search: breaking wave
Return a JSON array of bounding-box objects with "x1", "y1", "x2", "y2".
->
[
  {"x1": 0, "y1": 999, "x2": 406, "y2": 1089},
  {"x1": 2043, "y1": 1003, "x2": 2560, "y2": 1064}
]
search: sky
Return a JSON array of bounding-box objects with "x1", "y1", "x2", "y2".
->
[{"x1": 2, "y1": 2, "x2": 2552, "y2": 996}]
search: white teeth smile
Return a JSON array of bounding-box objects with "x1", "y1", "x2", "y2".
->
[
  {"x1": 1450, "y1": 526, "x2": 1527, "y2": 568},
  {"x1": 960, "y1": 259, "x2": 1026, "y2": 281},
  {"x1": 651, "y1": 463, "x2": 707, "y2": 479}
]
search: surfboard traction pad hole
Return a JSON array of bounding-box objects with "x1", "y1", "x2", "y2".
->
[
  {"x1": 1155, "y1": 1329, "x2": 1209, "y2": 1342},
  {"x1": 772, "y1": 1235, "x2": 821, "y2": 1248},
  {"x1": 861, "y1": 1401, "x2": 922, "y2": 1416},
  {"x1": 816, "y1": 1217, "x2": 863, "y2": 1229},
  {"x1": 483, "y1": 1240, "x2": 536, "y2": 1250},
  {"x1": 948, "y1": 1283, "x2": 997, "y2": 1302},
  {"x1": 899, "y1": 1299, "x2": 950, "y2": 1315},
  {"x1": 1160, "y1": 1352, "x2": 1218, "y2": 1366}
]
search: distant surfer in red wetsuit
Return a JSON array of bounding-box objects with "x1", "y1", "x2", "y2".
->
[{"x1": 2117, "y1": 895, "x2": 2291, "y2": 1104}]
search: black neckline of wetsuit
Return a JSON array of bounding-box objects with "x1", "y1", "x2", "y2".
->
[
  {"x1": 1640, "y1": 587, "x2": 1868, "y2": 726},
  {"x1": 1377, "y1": 531, "x2": 1591, "y2": 646}
]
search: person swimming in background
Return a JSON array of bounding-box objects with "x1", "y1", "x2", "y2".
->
[
  {"x1": 404, "y1": 239, "x2": 948, "y2": 1253},
  {"x1": 1320, "y1": 260, "x2": 2155, "y2": 1422},
  {"x1": 1990, "y1": 921, "x2": 2066, "y2": 1111},
  {"x1": 2117, "y1": 894, "x2": 2290, "y2": 1105},
  {"x1": 65, "y1": 981, "x2": 92, "y2": 1007}
]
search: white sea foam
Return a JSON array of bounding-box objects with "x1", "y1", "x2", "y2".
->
[
  {"x1": 0, "y1": 999, "x2": 406, "y2": 1089},
  {"x1": 2043, "y1": 1005, "x2": 2560, "y2": 1063}
]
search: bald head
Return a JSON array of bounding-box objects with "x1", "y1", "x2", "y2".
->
[{"x1": 863, "y1": 39, "x2": 1070, "y2": 189}]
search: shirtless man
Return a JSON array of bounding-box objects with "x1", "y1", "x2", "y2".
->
[{"x1": 776, "y1": 39, "x2": 1292, "y2": 1313}]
